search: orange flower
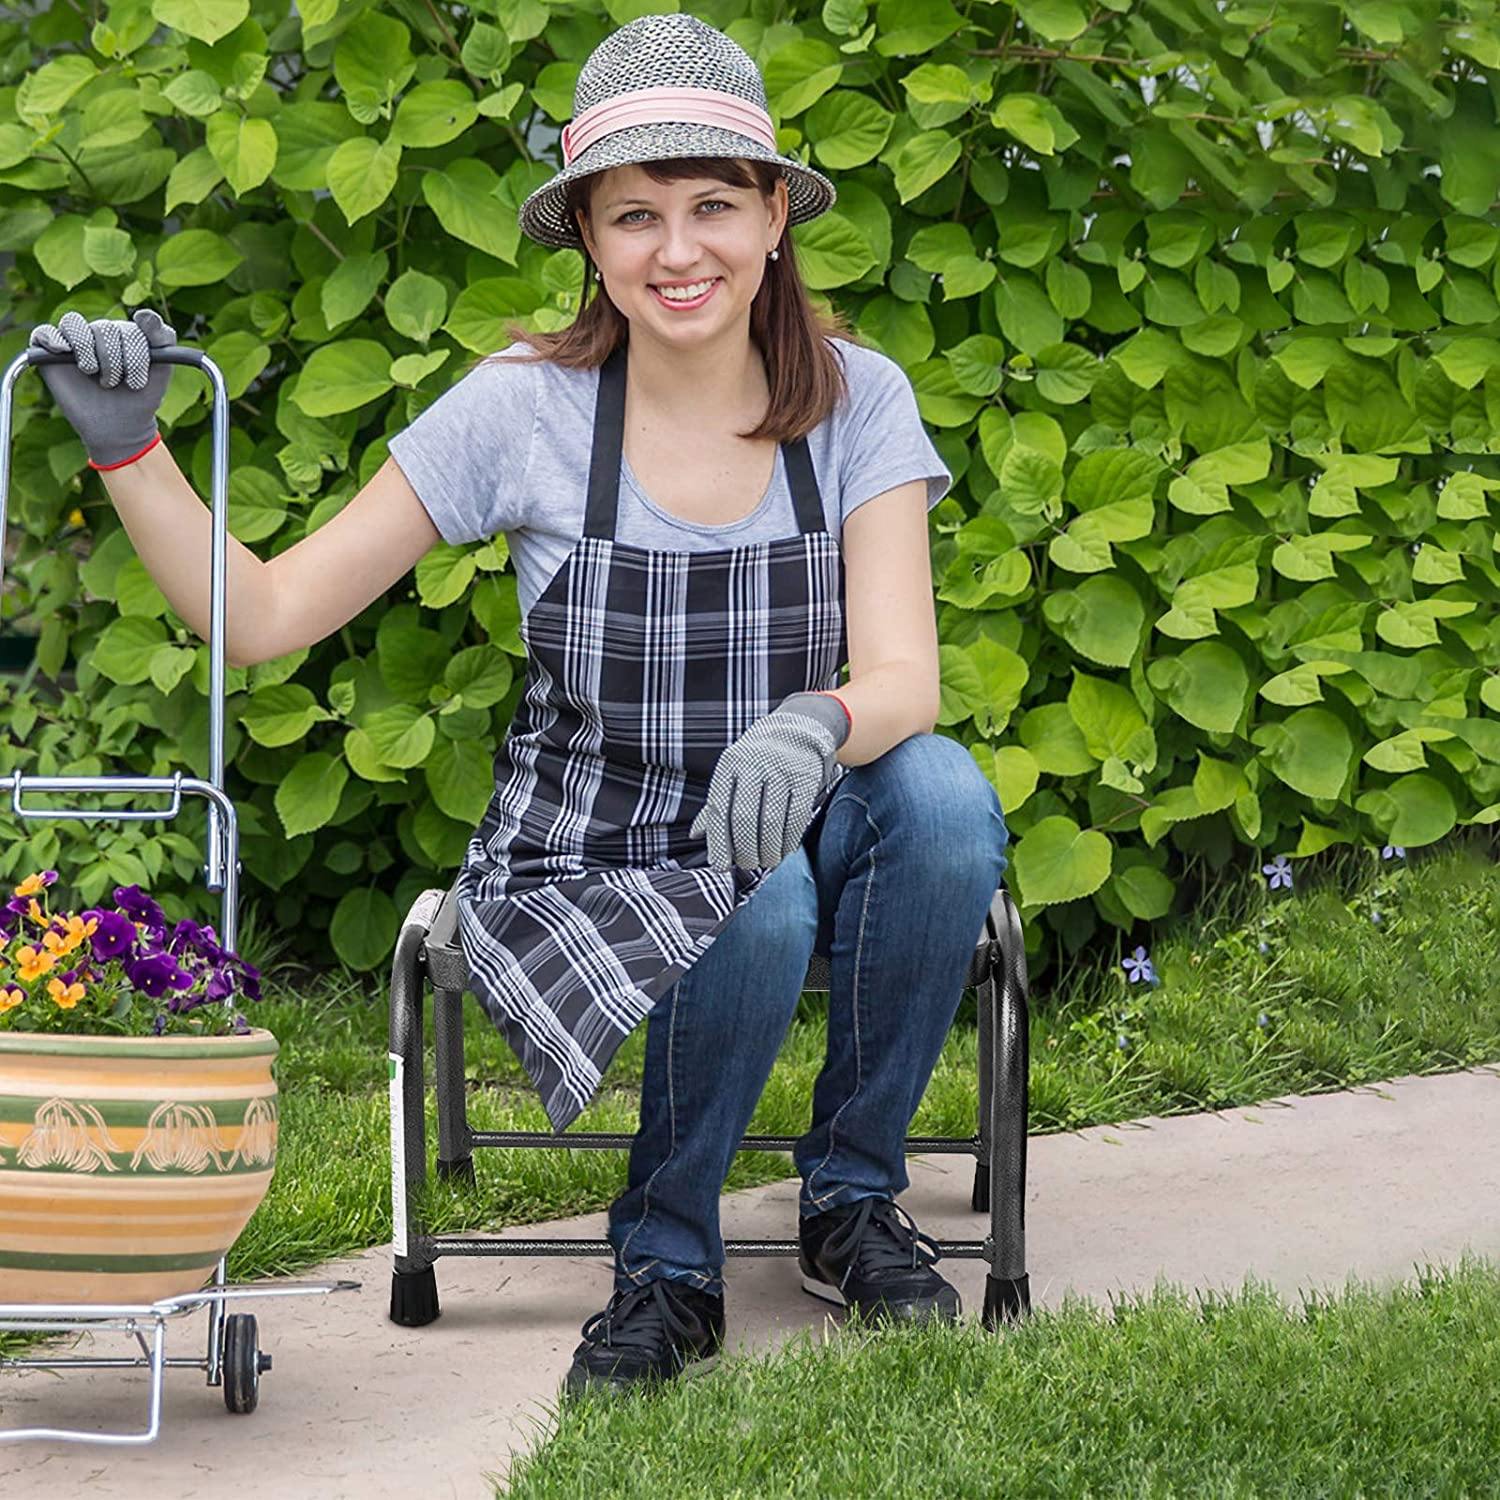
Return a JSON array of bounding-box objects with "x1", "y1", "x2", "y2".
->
[
  {"x1": 15, "y1": 945, "x2": 56, "y2": 983},
  {"x1": 0, "y1": 987, "x2": 24, "y2": 1013},
  {"x1": 42, "y1": 914, "x2": 96, "y2": 959},
  {"x1": 14, "y1": 874, "x2": 50, "y2": 898},
  {"x1": 28, "y1": 898, "x2": 45, "y2": 925},
  {"x1": 47, "y1": 976, "x2": 84, "y2": 1009}
]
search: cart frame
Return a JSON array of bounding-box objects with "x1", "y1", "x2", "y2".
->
[{"x1": 0, "y1": 341, "x2": 358, "y2": 1444}]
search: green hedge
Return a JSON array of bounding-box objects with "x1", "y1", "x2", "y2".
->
[{"x1": 1, "y1": 0, "x2": 1497, "y2": 981}]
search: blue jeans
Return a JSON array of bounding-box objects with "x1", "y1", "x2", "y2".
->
[{"x1": 605, "y1": 731, "x2": 1011, "y2": 1299}]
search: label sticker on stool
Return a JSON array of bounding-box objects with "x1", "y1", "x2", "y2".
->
[{"x1": 389, "y1": 1052, "x2": 407, "y2": 1259}]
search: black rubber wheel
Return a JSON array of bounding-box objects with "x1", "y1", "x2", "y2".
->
[{"x1": 222, "y1": 1313, "x2": 262, "y2": 1414}]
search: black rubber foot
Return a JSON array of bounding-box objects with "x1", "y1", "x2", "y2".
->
[
  {"x1": 436, "y1": 1155, "x2": 476, "y2": 1187},
  {"x1": 390, "y1": 1265, "x2": 441, "y2": 1327},
  {"x1": 971, "y1": 1161, "x2": 990, "y2": 1214},
  {"x1": 982, "y1": 1273, "x2": 1031, "y2": 1330}
]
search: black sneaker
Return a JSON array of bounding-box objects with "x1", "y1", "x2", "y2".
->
[
  {"x1": 799, "y1": 1195, "x2": 961, "y2": 1327},
  {"x1": 562, "y1": 1278, "x2": 725, "y2": 1398}
]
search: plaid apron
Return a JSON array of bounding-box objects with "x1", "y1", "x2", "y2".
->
[{"x1": 454, "y1": 346, "x2": 848, "y2": 1133}]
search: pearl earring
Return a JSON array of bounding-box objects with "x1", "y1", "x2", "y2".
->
[{"x1": 768, "y1": 248, "x2": 780, "y2": 261}]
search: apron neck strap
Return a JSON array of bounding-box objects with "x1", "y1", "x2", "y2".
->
[{"x1": 583, "y1": 344, "x2": 826, "y2": 540}]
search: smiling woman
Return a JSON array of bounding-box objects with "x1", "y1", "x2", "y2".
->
[{"x1": 376, "y1": 11, "x2": 1006, "y2": 1404}]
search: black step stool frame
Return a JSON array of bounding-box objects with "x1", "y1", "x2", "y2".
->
[{"x1": 388, "y1": 876, "x2": 1032, "y2": 1331}]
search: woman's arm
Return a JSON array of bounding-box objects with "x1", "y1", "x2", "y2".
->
[
  {"x1": 100, "y1": 445, "x2": 441, "y2": 669},
  {"x1": 827, "y1": 477, "x2": 942, "y2": 766}
]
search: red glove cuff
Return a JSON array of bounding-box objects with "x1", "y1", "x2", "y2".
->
[{"x1": 88, "y1": 432, "x2": 162, "y2": 472}]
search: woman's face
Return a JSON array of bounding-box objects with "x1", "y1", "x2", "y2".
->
[{"x1": 578, "y1": 163, "x2": 789, "y2": 351}]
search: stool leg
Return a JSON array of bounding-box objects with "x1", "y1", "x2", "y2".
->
[
  {"x1": 983, "y1": 894, "x2": 1032, "y2": 1331},
  {"x1": 389, "y1": 897, "x2": 440, "y2": 1327},
  {"x1": 434, "y1": 987, "x2": 475, "y2": 1187},
  {"x1": 972, "y1": 944, "x2": 994, "y2": 1214}
]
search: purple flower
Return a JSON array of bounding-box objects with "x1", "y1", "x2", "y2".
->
[
  {"x1": 1372, "y1": 911, "x2": 1383, "y2": 926},
  {"x1": 84, "y1": 908, "x2": 140, "y2": 959},
  {"x1": 122, "y1": 950, "x2": 196, "y2": 998},
  {"x1": 1262, "y1": 854, "x2": 1294, "y2": 891},
  {"x1": 112, "y1": 884, "x2": 167, "y2": 938},
  {"x1": 1257, "y1": 1012, "x2": 1269, "y2": 1029},
  {"x1": 1122, "y1": 945, "x2": 1156, "y2": 985},
  {"x1": 1258, "y1": 940, "x2": 1270, "y2": 955},
  {"x1": 1381, "y1": 845, "x2": 1405, "y2": 861}
]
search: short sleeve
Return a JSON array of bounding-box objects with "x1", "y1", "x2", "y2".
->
[
  {"x1": 387, "y1": 351, "x2": 537, "y2": 544},
  {"x1": 834, "y1": 342, "x2": 953, "y2": 523}
]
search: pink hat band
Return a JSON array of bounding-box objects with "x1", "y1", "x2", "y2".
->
[{"x1": 561, "y1": 86, "x2": 778, "y2": 166}]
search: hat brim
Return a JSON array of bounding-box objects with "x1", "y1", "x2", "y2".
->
[{"x1": 518, "y1": 120, "x2": 836, "y2": 249}]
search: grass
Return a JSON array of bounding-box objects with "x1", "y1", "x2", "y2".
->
[
  {"x1": 227, "y1": 832, "x2": 1500, "y2": 1286},
  {"x1": 5, "y1": 832, "x2": 1499, "y2": 1494}
]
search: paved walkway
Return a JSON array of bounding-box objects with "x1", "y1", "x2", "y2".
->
[{"x1": 3, "y1": 1064, "x2": 1498, "y2": 1497}]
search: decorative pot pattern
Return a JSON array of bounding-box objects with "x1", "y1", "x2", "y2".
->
[{"x1": 0, "y1": 1029, "x2": 278, "y2": 1304}]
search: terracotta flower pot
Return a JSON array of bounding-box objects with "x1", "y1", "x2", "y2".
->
[{"x1": 0, "y1": 1027, "x2": 278, "y2": 1305}]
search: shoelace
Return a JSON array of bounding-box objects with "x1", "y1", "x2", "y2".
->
[
  {"x1": 820, "y1": 1197, "x2": 942, "y2": 1293},
  {"x1": 579, "y1": 1278, "x2": 707, "y2": 1352}
]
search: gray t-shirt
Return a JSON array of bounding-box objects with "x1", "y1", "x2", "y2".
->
[{"x1": 387, "y1": 335, "x2": 952, "y2": 617}]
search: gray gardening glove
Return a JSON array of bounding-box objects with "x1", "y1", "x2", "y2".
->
[
  {"x1": 690, "y1": 691, "x2": 852, "y2": 871},
  {"x1": 29, "y1": 308, "x2": 177, "y2": 469}
]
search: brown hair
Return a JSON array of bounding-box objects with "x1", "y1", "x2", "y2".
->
[{"x1": 462, "y1": 157, "x2": 856, "y2": 442}]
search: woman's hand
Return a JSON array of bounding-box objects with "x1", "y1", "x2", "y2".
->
[
  {"x1": 689, "y1": 692, "x2": 851, "y2": 871},
  {"x1": 29, "y1": 308, "x2": 177, "y2": 470}
]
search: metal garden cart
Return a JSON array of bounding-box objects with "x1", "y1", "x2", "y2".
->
[{"x1": 0, "y1": 340, "x2": 358, "y2": 1445}]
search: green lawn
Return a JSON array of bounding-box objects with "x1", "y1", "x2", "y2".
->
[{"x1": 6, "y1": 834, "x2": 1498, "y2": 1494}]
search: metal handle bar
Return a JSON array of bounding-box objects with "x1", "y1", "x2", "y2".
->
[{"x1": 0, "y1": 339, "x2": 238, "y2": 950}]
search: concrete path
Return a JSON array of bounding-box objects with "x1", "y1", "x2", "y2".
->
[{"x1": 3, "y1": 1064, "x2": 1498, "y2": 1498}]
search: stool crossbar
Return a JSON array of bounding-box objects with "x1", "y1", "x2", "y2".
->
[{"x1": 388, "y1": 877, "x2": 1032, "y2": 1332}]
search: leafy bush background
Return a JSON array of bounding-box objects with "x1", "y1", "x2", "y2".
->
[{"x1": 1, "y1": 0, "x2": 1497, "y2": 981}]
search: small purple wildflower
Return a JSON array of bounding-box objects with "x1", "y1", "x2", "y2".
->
[
  {"x1": 1117, "y1": 1032, "x2": 1130, "y2": 1051},
  {"x1": 1262, "y1": 853, "x2": 1294, "y2": 891},
  {"x1": 1372, "y1": 911, "x2": 1383, "y2": 926},
  {"x1": 1258, "y1": 940, "x2": 1270, "y2": 956},
  {"x1": 1122, "y1": 946, "x2": 1156, "y2": 985},
  {"x1": 1257, "y1": 1012, "x2": 1270, "y2": 1029},
  {"x1": 1381, "y1": 845, "x2": 1405, "y2": 861}
]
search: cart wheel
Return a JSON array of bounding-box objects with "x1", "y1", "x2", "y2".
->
[{"x1": 222, "y1": 1313, "x2": 268, "y2": 1414}]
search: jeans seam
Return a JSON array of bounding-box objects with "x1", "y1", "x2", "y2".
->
[
  {"x1": 617, "y1": 977, "x2": 682, "y2": 1284},
  {"x1": 805, "y1": 791, "x2": 879, "y2": 1208}
]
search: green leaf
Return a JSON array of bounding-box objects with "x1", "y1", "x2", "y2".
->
[
  {"x1": 765, "y1": 39, "x2": 843, "y2": 117},
  {"x1": 205, "y1": 112, "x2": 277, "y2": 196},
  {"x1": 424, "y1": 737, "x2": 495, "y2": 826},
  {"x1": 1146, "y1": 642, "x2": 1248, "y2": 733},
  {"x1": 165, "y1": 69, "x2": 223, "y2": 116},
  {"x1": 276, "y1": 751, "x2": 349, "y2": 837},
  {"x1": 156, "y1": 228, "x2": 244, "y2": 288},
  {"x1": 1252, "y1": 707, "x2": 1354, "y2": 800},
  {"x1": 151, "y1": 0, "x2": 249, "y2": 45},
  {"x1": 32, "y1": 215, "x2": 90, "y2": 290},
  {"x1": 1014, "y1": 0, "x2": 1088, "y2": 42},
  {"x1": 1112, "y1": 862, "x2": 1175, "y2": 920},
  {"x1": 892, "y1": 130, "x2": 961, "y2": 203},
  {"x1": 392, "y1": 80, "x2": 478, "y2": 149},
  {"x1": 1019, "y1": 701, "x2": 1097, "y2": 776},
  {"x1": 856, "y1": 295, "x2": 933, "y2": 364},
  {"x1": 321, "y1": 250, "x2": 389, "y2": 328},
  {"x1": 364, "y1": 704, "x2": 436, "y2": 768},
  {"x1": 330, "y1": 886, "x2": 399, "y2": 970},
  {"x1": 807, "y1": 89, "x2": 893, "y2": 168},
  {"x1": 792, "y1": 210, "x2": 876, "y2": 289},
  {"x1": 164, "y1": 146, "x2": 223, "y2": 213},
  {"x1": 327, "y1": 135, "x2": 401, "y2": 225},
  {"x1": 91, "y1": 617, "x2": 168, "y2": 685},
  {"x1": 1043, "y1": 574, "x2": 1146, "y2": 668},
  {"x1": 875, "y1": 0, "x2": 963, "y2": 55},
  {"x1": 293, "y1": 340, "x2": 393, "y2": 416},
  {"x1": 992, "y1": 93, "x2": 1079, "y2": 154},
  {"x1": 1068, "y1": 671, "x2": 1152, "y2": 764},
  {"x1": 1014, "y1": 815, "x2": 1112, "y2": 906},
  {"x1": 422, "y1": 158, "x2": 518, "y2": 264},
  {"x1": 1355, "y1": 773, "x2": 1457, "y2": 847},
  {"x1": 242, "y1": 684, "x2": 336, "y2": 747}
]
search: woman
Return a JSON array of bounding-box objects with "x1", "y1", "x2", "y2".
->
[{"x1": 31, "y1": 14, "x2": 1009, "y2": 1400}]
